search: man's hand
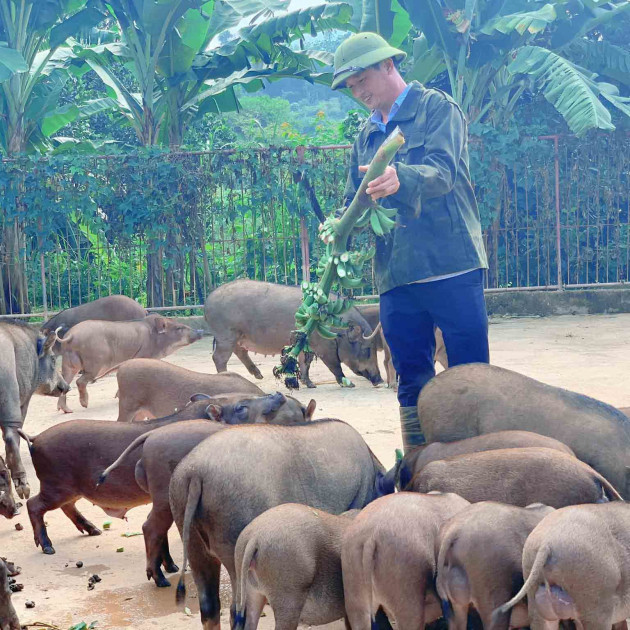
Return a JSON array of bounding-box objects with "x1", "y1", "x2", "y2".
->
[{"x1": 360, "y1": 164, "x2": 400, "y2": 201}]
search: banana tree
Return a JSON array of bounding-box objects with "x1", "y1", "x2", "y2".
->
[
  {"x1": 0, "y1": 0, "x2": 111, "y2": 314},
  {"x1": 82, "y1": 0, "x2": 353, "y2": 147},
  {"x1": 357, "y1": 0, "x2": 630, "y2": 134},
  {"x1": 0, "y1": 0, "x2": 111, "y2": 155}
]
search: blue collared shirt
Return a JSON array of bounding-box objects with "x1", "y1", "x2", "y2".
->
[{"x1": 369, "y1": 83, "x2": 412, "y2": 133}]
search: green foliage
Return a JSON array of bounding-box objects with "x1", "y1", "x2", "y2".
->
[{"x1": 361, "y1": 0, "x2": 630, "y2": 134}]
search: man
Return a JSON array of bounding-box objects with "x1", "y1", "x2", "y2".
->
[{"x1": 326, "y1": 32, "x2": 489, "y2": 452}]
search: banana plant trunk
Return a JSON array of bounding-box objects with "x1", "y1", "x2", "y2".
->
[
  {"x1": 274, "y1": 127, "x2": 405, "y2": 389},
  {"x1": 2, "y1": 116, "x2": 31, "y2": 313}
]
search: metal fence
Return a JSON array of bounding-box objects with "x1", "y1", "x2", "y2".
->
[{"x1": 1, "y1": 132, "x2": 630, "y2": 317}]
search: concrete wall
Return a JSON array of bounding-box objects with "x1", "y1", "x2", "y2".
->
[{"x1": 485, "y1": 288, "x2": 630, "y2": 317}]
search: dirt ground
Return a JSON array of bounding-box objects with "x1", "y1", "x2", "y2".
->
[{"x1": 3, "y1": 312, "x2": 630, "y2": 630}]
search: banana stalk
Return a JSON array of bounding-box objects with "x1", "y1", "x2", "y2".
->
[{"x1": 274, "y1": 127, "x2": 405, "y2": 390}]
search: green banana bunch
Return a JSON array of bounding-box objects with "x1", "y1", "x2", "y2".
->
[
  {"x1": 318, "y1": 216, "x2": 339, "y2": 244},
  {"x1": 356, "y1": 205, "x2": 397, "y2": 237}
]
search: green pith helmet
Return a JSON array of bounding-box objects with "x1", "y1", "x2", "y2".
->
[{"x1": 332, "y1": 32, "x2": 406, "y2": 90}]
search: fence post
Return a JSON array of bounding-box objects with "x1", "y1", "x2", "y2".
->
[
  {"x1": 300, "y1": 215, "x2": 310, "y2": 283},
  {"x1": 295, "y1": 146, "x2": 311, "y2": 282},
  {"x1": 539, "y1": 135, "x2": 563, "y2": 289},
  {"x1": 37, "y1": 219, "x2": 48, "y2": 319}
]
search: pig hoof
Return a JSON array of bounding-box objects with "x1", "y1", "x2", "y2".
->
[
  {"x1": 164, "y1": 562, "x2": 179, "y2": 574},
  {"x1": 14, "y1": 480, "x2": 30, "y2": 500},
  {"x1": 42, "y1": 545, "x2": 55, "y2": 555},
  {"x1": 87, "y1": 527, "x2": 102, "y2": 537},
  {"x1": 155, "y1": 576, "x2": 171, "y2": 588}
]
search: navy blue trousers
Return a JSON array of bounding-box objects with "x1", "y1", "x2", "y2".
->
[{"x1": 380, "y1": 269, "x2": 490, "y2": 407}]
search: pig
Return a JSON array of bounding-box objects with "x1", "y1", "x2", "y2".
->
[
  {"x1": 115, "y1": 357, "x2": 264, "y2": 422},
  {"x1": 342, "y1": 492, "x2": 470, "y2": 630},
  {"x1": 41, "y1": 294, "x2": 147, "y2": 352},
  {"x1": 0, "y1": 456, "x2": 16, "y2": 519},
  {"x1": 357, "y1": 303, "x2": 448, "y2": 389},
  {"x1": 396, "y1": 431, "x2": 575, "y2": 490},
  {"x1": 55, "y1": 314, "x2": 204, "y2": 413},
  {"x1": 409, "y1": 447, "x2": 623, "y2": 507},
  {"x1": 24, "y1": 392, "x2": 304, "y2": 557},
  {"x1": 232, "y1": 503, "x2": 357, "y2": 630},
  {"x1": 495, "y1": 503, "x2": 630, "y2": 630},
  {"x1": 0, "y1": 320, "x2": 69, "y2": 499},
  {"x1": 100, "y1": 392, "x2": 315, "y2": 587},
  {"x1": 204, "y1": 279, "x2": 382, "y2": 388},
  {"x1": 417, "y1": 362, "x2": 630, "y2": 499},
  {"x1": 169, "y1": 419, "x2": 393, "y2": 629},
  {"x1": 0, "y1": 559, "x2": 20, "y2": 630},
  {"x1": 436, "y1": 502, "x2": 555, "y2": 630}
]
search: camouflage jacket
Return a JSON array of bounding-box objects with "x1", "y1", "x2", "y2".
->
[{"x1": 343, "y1": 81, "x2": 488, "y2": 295}]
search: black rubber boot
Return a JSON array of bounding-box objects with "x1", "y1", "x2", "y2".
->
[{"x1": 399, "y1": 405, "x2": 425, "y2": 454}]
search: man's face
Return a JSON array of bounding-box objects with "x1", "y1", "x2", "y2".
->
[{"x1": 345, "y1": 63, "x2": 389, "y2": 111}]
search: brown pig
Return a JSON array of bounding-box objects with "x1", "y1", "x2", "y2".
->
[
  {"x1": 495, "y1": 503, "x2": 630, "y2": 630},
  {"x1": 56, "y1": 314, "x2": 204, "y2": 413},
  {"x1": 170, "y1": 419, "x2": 393, "y2": 629},
  {"x1": 0, "y1": 559, "x2": 20, "y2": 630},
  {"x1": 233, "y1": 504, "x2": 357, "y2": 630},
  {"x1": 98, "y1": 392, "x2": 315, "y2": 587},
  {"x1": 205, "y1": 279, "x2": 382, "y2": 388},
  {"x1": 436, "y1": 502, "x2": 555, "y2": 630},
  {"x1": 23, "y1": 391, "x2": 303, "y2": 558},
  {"x1": 409, "y1": 447, "x2": 623, "y2": 507},
  {"x1": 115, "y1": 357, "x2": 263, "y2": 422},
  {"x1": 41, "y1": 294, "x2": 147, "y2": 352},
  {"x1": 417, "y1": 362, "x2": 630, "y2": 499},
  {"x1": 397, "y1": 431, "x2": 575, "y2": 490},
  {"x1": 342, "y1": 492, "x2": 470, "y2": 630}
]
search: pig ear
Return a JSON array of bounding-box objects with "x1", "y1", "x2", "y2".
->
[
  {"x1": 205, "y1": 404, "x2": 223, "y2": 422},
  {"x1": 153, "y1": 317, "x2": 168, "y2": 334},
  {"x1": 304, "y1": 399, "x2": 316, "y2": 421},
  {"x1": 190, "y1": 393, "x2": 211, "y2": 402},
  {"x1": 40, "y1": 330, "x2": 58, "y2": 356},
  {"x1": 347, "y1": 322, "x2": 362, "y2": 342}
]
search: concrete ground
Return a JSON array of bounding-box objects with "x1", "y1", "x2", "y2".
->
[{"x1": 2, "y1": 313, "x2": 630, "y2": 629}]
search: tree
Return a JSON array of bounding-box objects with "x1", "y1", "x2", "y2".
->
[
  {"x1": 351, "y1": 0, "x2": 630, "y2": 135},
  {"x1": 78, "y1": 0, "x2": 352, "y2": 306},
  {"x1": 0, "y1": 0, "x2": 111, "y2": 313},
  {"x1": 82, "y1": 0, "x2": 352, "y2": 147}
]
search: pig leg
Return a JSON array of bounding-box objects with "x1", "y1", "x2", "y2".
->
[
  {"x1": 212, "y1": 337, "x2": 235, "y2": 373},
  {"x1": 318, "y1": 355, "x2": 351, "y2": 387},
  {"x1": 266, "y1": 595, "x2": 306, "y2": 630},
  {"x1": 76, "y1": 372, "x2": 93, "y2": 409},
  {"x1": 27, "y1": 492, "x2": 63, "y2": 554},
  {"x1": 299, "y1": 352, "x2": 316, "y2": 389},
  {"x1": 57, "y1": 353, "x2": 81, "y2": 413},
  {"x1": 142, "y1": 504, "x2": 176, "y2": 587},
  {"x1": 1, "y1": 427, "x2": 28, "y2": 500},
  {"x1": 160, "y1": 538, "x2": 178, "y2": 574},
  {"x1": 238, "y1": 590, "x2": 266, "y2": 630},
  {"x1": 60, "y1": 502, "x2": 101, "y2": 537},
  {"x1": 382, "y1": 336, "x2": 397, "y2": 390},
  {"x1": 233, "y1": 345, "x2": 264, "y2": 380},
  {"x1": 186, "y1": 530, "x2": 222, "y2": 630}
]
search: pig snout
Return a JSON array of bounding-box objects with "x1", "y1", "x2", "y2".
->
[
  {"x1": 356, "y1": 368, "x2": 383, "y2": 386},
  {"x1": 191, "y1": 329, "x2": 205, "y2": 342},
  {"x1": 261, "y1": 392, "x2": 286, "y2": 416}
]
